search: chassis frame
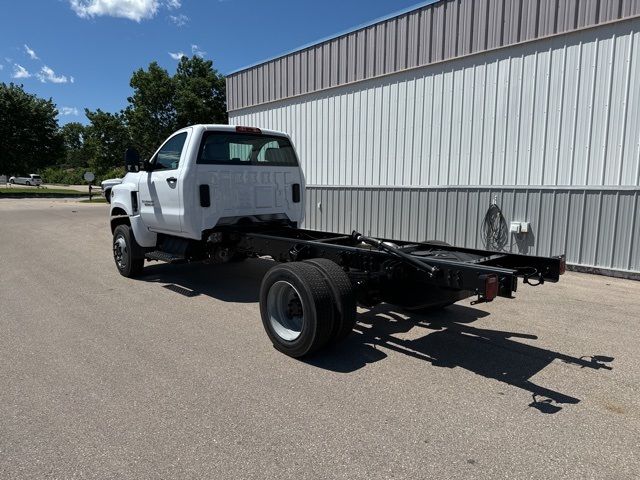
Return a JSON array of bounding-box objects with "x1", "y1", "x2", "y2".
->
[{"x1": 229, "y1": 226, "x2": 566, "y2": 308}]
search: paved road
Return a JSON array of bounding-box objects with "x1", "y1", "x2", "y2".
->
[{"x1": 1, "y1": 198, "x2": 638, "y2": 479}]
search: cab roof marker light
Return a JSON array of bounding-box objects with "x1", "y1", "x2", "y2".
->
[{"x1": 236, "y1": 126, "x2": 262, "y2": 134}]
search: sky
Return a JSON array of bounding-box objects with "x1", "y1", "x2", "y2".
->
[{"x1": 0, "y1": 0, "x2": 423, "y2": 125}]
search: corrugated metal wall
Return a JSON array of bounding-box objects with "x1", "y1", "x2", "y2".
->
[
  {"x1": 303, "y1": 186, "x2": 640, "y2": 273},
  {"x1": 227, "y1": 0, "x2": 640, "y2": 112},
  {"x1": 229, "y1": 19, "x2": 640, "y2": 275},
  {"x1": 231, "y1": 21, "x2": 640, "y2": 189}
]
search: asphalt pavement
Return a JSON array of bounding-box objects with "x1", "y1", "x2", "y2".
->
[{"x1": 0, "y1": 198, "x2": 638, "y2": 479}]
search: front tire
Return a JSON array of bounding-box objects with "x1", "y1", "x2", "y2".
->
[
  {"x1": 259, "y1": 262, "x2": 335, "y2": 358},
  {"x1": 25, "y1": 181, "x2": 31, "y2": 186},
  {"x1": 112, "y1": 224, "x2": 144, "y2": 278}
]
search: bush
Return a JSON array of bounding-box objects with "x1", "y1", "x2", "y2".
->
[
  {"x1": 41, "y1": 167, "x2": 84, "y2": 185},
  {"x1": 42, "y1": 166, "x2": 126, "y2": 185}
]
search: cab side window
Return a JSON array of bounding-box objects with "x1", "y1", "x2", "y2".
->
[{"x1": 154, "y1": 132, "x2": 187, "y2": 170}]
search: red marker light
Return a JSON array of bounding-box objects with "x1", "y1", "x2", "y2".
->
[
  {"x1": 559, "y1": 255, "x2": 566, "y2": 275},
  {"x1": 236, "y1": 126, "x2": 262, "y2": 134},
  {"x1": 484, "y1": 274, "x2": 499, "y2": 301}
]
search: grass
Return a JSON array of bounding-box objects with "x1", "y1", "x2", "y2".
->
[{"x1": 0, "y1": 187, "x2": 86, "y2": 197}]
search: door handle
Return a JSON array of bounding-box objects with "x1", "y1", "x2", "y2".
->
[{"x1": 166, "y1": 177, "x2": 177, "y2": 184}]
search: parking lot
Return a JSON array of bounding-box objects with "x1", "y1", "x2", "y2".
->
[{"x1": 1, "y1": 198, "x2": 638, "y2": 479}]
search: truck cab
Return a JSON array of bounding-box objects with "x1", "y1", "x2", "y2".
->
[{"x1": 110, "y1": 124, "x2": 305, "y2": 254}]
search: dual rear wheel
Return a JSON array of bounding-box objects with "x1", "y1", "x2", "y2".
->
[{"x1": 259, "y1": 259, "x2": 357, "y2": 358}]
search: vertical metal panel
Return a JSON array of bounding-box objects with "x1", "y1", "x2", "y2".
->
[
  {"x1": 229, "y1": 20, "x2": 640, "y2": 274},
  {"x1": 298, "y1": 186, "x2": 640, "y2": 274},
  {"x1": 231, "y1": 22, "x2": 639, "y2": 188},
  {"x1": 227, "y1": 0, "x2": 640, "y2": 112}
]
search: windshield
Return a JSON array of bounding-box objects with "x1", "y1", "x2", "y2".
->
[
  {"x1": 31, "y1": 175, "x2": 41, "y2": 180},
  {"x1": 196, "y1": 132, "x2": 298, "y2": 167}
]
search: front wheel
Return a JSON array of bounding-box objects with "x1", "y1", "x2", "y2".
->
[
  {"x1": 25, "y1": 181, "x2": 31, "y2": 186},
  {"x1": 259, "y1": 262, "x2": 335, "y2": 358},
  {"x1": 112, "y1": 224, "x2": 144, "y2": 278}
]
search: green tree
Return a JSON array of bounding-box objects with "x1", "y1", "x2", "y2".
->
[
  {"x1": 0, "y1": 82, "x2": 64, "y2": 175},
  {"x1": 60, "y1": 122, "x2": 86, "y2": 167},
  {"x1": 174, "y1": 56, "x2": 227, "y2": 127},
  {"x1": 125, "y1": 62, "x2": 176, "y2": 160},
  {"x1": 124, "y1": 56, "x2": 227, "y2": 159},
  {"x1": 83, "y1": 109, "x2": 131, "y2": 175}
]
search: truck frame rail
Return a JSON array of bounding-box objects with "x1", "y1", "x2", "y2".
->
[{"x1": 232, "y1": 226, "x2": 566, "y2": 307}]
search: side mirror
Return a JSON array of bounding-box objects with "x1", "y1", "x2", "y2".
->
[{"x1": 124, "y1": 147, "x2": 140, "y2": 172}]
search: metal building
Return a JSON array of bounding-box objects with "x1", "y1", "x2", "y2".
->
[{"x1": 226, "y1": 0, "x2": 640, "y2": 277}]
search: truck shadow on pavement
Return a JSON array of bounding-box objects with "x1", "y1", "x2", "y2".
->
[
  {"x1": 138, "y1": 259, "x2": 614, "y2": 414},
  {"x1": 307, "y1": 303, "x2": 614, "y2": 414},
  {"x1": 140, "y1": 258, "x2": 273, "y2": 303}
]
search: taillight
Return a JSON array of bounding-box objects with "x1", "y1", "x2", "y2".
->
[
  {"x1": 236, "y1": 126, "x2": 262, "y2": 134},
  {"x1": 484, "y1": 275, "x2": 499, "y2": 301},
  {"x1": 559, "y1": 255, "x2": 566, "y2": 275}
]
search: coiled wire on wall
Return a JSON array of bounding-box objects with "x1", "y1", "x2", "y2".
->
[{"x1": 482, "y1": 200, "x2": 508, "y2": 251}]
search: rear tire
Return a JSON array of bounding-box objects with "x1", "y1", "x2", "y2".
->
[
  {"x1": 113, "y1": 224, "x2": 144, "y2": 278},
  {"x1": 9, "y1": 179, "x2": 14, "y2": 184},
  {"x1": 259, "y1": 262, "x2": 335, "y2": 358},
  {"x1": 303, "y1": 258, "x2": 357, "y2": 343},
  {"x1": 25, "y1": 181, "x2": 31, "y2": 186}
]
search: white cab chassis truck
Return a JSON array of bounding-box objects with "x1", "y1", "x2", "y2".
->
[{"x1": 110, "y1": 124, "x2": 566, "y2": 358}]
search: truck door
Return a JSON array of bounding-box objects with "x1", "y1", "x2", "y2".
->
[{"x1": 138, "y1": 131, "x2": 189, "y2": 233}]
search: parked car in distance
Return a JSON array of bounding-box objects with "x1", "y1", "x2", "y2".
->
[
  {"x1": 9, "y1": 174, "x2": 42, "y2": 186},
  {"x1": 101, "y1": 178, "x2": 122, "y2": 203}
]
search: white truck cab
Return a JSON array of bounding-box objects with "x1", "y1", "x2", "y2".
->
[{"x1": 110, "y1": 124, "x2": 305, "y2": 270}]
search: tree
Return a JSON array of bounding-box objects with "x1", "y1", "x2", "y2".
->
[
  {"x1": 0, "y1": 82, "x2": 64, "y2": 175},
  {"x1": 174, "y1": 56, "x2": 227, "y2": 127},
  {"x1": 125, "y1": 62, "x2": 176, "y2": 160},
  {"x1": 60, "y1": 122, "x2": 86, "y2": 167},
  {"x1": 124, "y1": 56, "x2": 227, "y2": 159},
  {"x1": 83, "y1": 109, "x2": 131, "y2": 174}
]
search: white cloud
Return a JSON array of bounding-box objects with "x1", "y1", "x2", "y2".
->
[
  {"x1": 169, "y1": 13, "x2": 188, "y2": 26},
  {"x1": 24, "y1": 44, "x2": 39, "y2": 60},
  {"x1": 165, "y1": 0, "x2": 180, "y2": 9},
  {"x1": 70, "y1": 76, "x2": 75, "y2": 83},
  {"x1": 37, "y1": 65, "x2": 69, "y2": 84},
  {"x1": 168, "y1": 51, "x2": 185, "y2": 60},
  {"x1": 12, "y1": 64, "x2": 31, "y2": 79},
  {"x1": 0, "y1": 64, "x2": 4, "y2": 71},
  {"x1": 69, "y1": 0, "x2": 160, "y2": 22},
  {"x1": 191, "y1": 44, "x2": 206, "y2": 58},
  {"x1": 59, "y1": 107, "x2": 80, "y2": 116}
]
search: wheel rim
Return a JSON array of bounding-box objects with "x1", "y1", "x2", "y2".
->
[
  {"x1": 113, "y1": 235, "x2": 128, "y2": 269},
  {"x1": 267, "y1": 280, "x2": 304, "y2": 341}
]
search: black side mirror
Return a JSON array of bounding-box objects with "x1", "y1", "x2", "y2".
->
[{"x1": 124, "y1": 147, "x2": 140, "y2": 172}]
